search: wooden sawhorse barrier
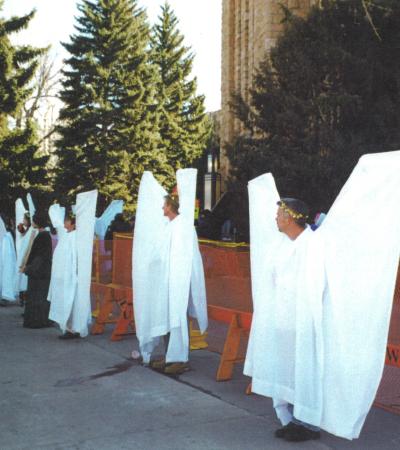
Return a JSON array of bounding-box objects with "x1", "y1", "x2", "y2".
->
[
  {"x1": 110, "y1": 287, "x2": 135, "y2": 341},
  {"x1": 208, "y1": 305, "x2": 252, "y2": 382},
  {"x1": 91, "y1": 233, "x2": 135, "y2": 339}
]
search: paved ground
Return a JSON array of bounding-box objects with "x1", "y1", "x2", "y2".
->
[{"x1": 0, "y1": 304, "x2": 399, "y2": 450}]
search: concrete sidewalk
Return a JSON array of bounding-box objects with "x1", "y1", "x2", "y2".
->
[{"x1": 0, "y1": 304, "x2": 398, "y2": 450}]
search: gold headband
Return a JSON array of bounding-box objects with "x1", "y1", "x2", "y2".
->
[{"x1": 280, "y1": 201, "x2": 308, "y2": 220}]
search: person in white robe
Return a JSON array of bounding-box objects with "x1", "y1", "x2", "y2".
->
[
  {"x1": 133, "y1": 169, "x2": 208, "y2": 375},
  {"x1": 15, "y1": 194, "x2": 37, "y2": 303},
  {"x1": 0, "y1": 216, "x2": 17, "y2": 305},
  {"x1": 244, "y1": 150, "x2": 400, "y2": 442},
  {"x1": 48, "y1": 190, "x2": 98, "y2": 339}
]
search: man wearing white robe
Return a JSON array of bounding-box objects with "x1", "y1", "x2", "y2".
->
[
  {"x1": 48, "y1": 190, "x2": 98, "y2": 339},
  {"x1": 15, "y1": 197, "x2": 36, "y2": 301},
  {"x1": 245, "y1": 150, "x2": 400, "y2": 442},
  {"x1": 133, "y1": 169, "x2": 208, "y2": 375},
  {"x1": 48, "y1": 206, "x2": 78, "y2": 338},
  {"x1": 0, "y1": 216, "x2": 17, "y2": 305}
]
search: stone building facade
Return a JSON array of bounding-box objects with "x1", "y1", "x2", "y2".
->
[{"x1": 220, "y1": 0, "x2": 318, "y2": 181}]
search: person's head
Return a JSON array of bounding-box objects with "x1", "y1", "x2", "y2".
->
[
  {"x1": 32, "y1": 212, "x2": 48, "y2": 230},
  {"x1": 163, "y1": 194, "x2": 180, "y2": 221},
  {"x1": 114, "y1": 213, "x2": 124, "y2": 222},
  {"x1": 64, "y1": 212, "x2": 76, "y2": 232},
  {"x1": 276, "y1": 198, "x2": 309, "y2": 239},
  {"x1": 23, "y1": 212, "x2": 31, "y2": 228}
]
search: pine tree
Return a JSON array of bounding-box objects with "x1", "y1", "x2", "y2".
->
[
  {"x1": 228, "y1": 0, "x2": 400, "y2": 215},
  {"x1": 150, "y1": 2, "x2": 211, "y2": 172},
  {"x1": 0, "y1": 2, "x2": 48, "y2": 215},
  {"x1": 55, "y1": 0, "x2": 172, "y2": 209}
]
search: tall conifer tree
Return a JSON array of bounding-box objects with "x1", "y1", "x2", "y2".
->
[
  {"x1": 228, "y1": 0, "x2": 400, "y2": 215},
  {"x1": 0, "y1": 2, "x2": 48, "y2": 215},
  {"x1": 151, "y1": 2, "x2": 211, "y2": 171},
  {"x1": 55, "y1": 0, "x2": 171, "y2": 207}
]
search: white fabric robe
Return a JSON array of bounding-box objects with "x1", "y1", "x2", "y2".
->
[
  {"x1": 244, "y1": 150, "x2": 400, "y2": 440},
  {"x1": 133, "y1": 170, "x2": 208, "y2": 363},
  {"x1": 14, "y1": 198, "x2": 36, "y2": 293},
  {"x1": 48, "y1": 204, "x2": 78, "y2": 333},
  {"x1": 0, "y1": 217, "x2": 17, "y2": 301},
  {"x1": 74, "y1": 190, "x2": 98, "y2": 336},
  {"x1": 48, "y1": 191, "x2": 97, "y2": 337},
  {"x1": 94, "y1": 199, "x2": 124, "y2": 239},
  {"x1": 0, "y1": 219, "x2": 17, "y2": 302}
]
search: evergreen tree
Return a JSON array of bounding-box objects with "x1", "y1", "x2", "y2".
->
[
  {"x1": 228, "y1": 0, "x2": 400, "y2": 215},
  {"x1": 151, "y1": 2, "x2": 211, "y2": 171},
  {"x1": 55, "y1": 0, "x2": 172, "y2": 209},
  {"x1": 0, "y1": 2, "x2": 48, "y2": 215}
]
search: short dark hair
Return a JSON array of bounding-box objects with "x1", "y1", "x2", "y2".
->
[
  {"x1": 164, "y1": 194, "x2": 179, "y2": 214},
  {"x1": 32, "y1": 212, "x2": 48, "y2": 228},
  {"x1": 64, "y1": 211, "x2": 76, "y2": 226},
  {"x1": 24, "y1": 212, "x2": 31, "y2": 227},
  {"x1": 277, "y1": 198, "x2": 309, "y2": 228}
]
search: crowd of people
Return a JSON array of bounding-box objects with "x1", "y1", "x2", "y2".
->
[{"x1": 1, "y1": 151, "x2": 400, "y2": 443}]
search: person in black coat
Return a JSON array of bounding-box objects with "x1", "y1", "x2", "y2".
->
[{"x1": 22, "y1": 211, "x2": 53, "y2": 329}]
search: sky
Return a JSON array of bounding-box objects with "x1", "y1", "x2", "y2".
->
[{"x1": 2, "y1": 0, "x2": 222, "y2": 112}]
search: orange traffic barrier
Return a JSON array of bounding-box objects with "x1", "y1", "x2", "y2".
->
[
  {"x1": 375, "y1": 263, "x2": 400, "y2": 414},
  {"x1": 91, "y1": 239, "x2": 117, "y2": 334},
  {"x1": 89, "y1": 235, "x2": 400, "y2": 410},
  {"x1": 201, "y1": 243, "x2": 252, "y2": 383},
  {"x1": 208, "y1": 305, "x2": 252, "y2": 381},
  {"x1": 91, "y1": 233, "x2": 135, "y2": 339}
]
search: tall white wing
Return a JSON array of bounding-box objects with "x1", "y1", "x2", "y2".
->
[
  {"x1": 74, "y1": 189, "x2": 98, "y2": 337},
  {"x1": 318, "y1": 150, "x2": 400, "y2": 439},
  {"x1": 48, "y1": 204, "x2": 66, "y2": 232},
  {"x1": 244, "y1": 173, "x2": 283, "y2": 377},
  {"x1": 168, "y1": 169, "x2": 198, "y2": 328},
  {"x1": 133, "y1": 172, "x2": 168, "y2": 359},
  {"x1": 26, "y1": 193, "x2": 36, "y2": 218},
  {"x1": 14, "y1": 199, "x2": 28, "y2": 292},
  {"x1": 0, "y1": 216, "x2": 6, "y2": 295},
  {"x1": 95, "y1": 199, "x2": 124, "y2": 238}
]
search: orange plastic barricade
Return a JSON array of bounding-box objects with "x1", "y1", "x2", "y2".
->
[
  {"x1": 200, "y1": 241, "x2": 253, "y2": 382},
  {"x1": 91, "y1": 239, "x2": 117, "y2": 333},
  {"x1": 110, "y1": 233, "x2": 135, "y2": 341},
  {"x1": 91, "y1": 233, "x2": 135, "y2": 339},
  {"x1": 375, "y1": 263, "x2": 400, "y2": 414}
]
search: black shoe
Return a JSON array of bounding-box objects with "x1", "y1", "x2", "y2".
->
[
  {"x1": 58, "y1": 331, "x2": 80, "y2": 340},
  {"x1": 284, "y1": 423, "x2": 321, "y2": 442},
  {"x1": 274, "y1": 422, "x2": 297, "y2": 438}
]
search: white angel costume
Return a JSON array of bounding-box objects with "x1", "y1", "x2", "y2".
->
[
  {"x1": 94, "y1": 199, "x2": 124, "y2": 239},
  {"x1": 48, "y1": 190, "x2": 98, "y2": 337},
  {"x1": 244, "y1": 150, "x2": 400, "y2": 440},
  {"x1": 0, "y1": 216, "x2": 17, "y2": 302},
  {"x1": 14, "y1": 194, "x2": 36, "y2": 293},
  {"x1": 133, "y1": 169, "x2": 208, "y2": 364}
]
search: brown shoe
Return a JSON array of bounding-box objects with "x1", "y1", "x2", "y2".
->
[
  {"x1": 163, "y1": 362, "x2": 190, "y2": 375},
  {"x1": 150, "y1": 358, "x2": 166, "y2": 370}
]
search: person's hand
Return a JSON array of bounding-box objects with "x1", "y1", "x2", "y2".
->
[{"x1": 19, "y1": 265, "x2": 25, "y2": 273}]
